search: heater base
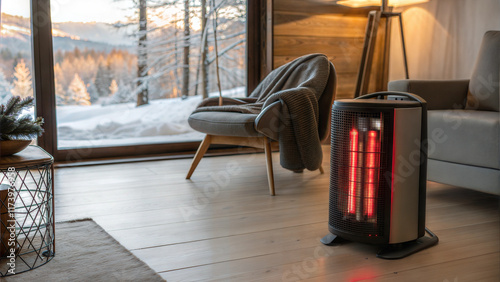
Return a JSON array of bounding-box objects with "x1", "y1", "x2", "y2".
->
[
  {"x1": 320, "y1": 233, "x2": 345, "y2": 246},
  {"x1": 376, "y1": 228, "x2": 439, "y2": 259}
]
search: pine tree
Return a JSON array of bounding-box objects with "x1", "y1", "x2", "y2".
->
[
  {"x1": 11, "y1": 59, "x2": 33, "y2": 98},
  {"x1": 94, "y1": 62, "x2": 112, "y2": 97},
  {"x1": 0, "y1": 71, "x2": 12, "y2": 105},
  {"x1": 83, "y1": 55, "x2": 98, "y2": 84},
  {"x1": 87, "y1": 81, "x2": 100, "y2": 104},
  {"x1": 0, "y1": 48, "x2": 13, "y2": 61},
  {"x1": 67, "y1": 74, "x2": 91, "y2": 106},
  {"x1": 104, "y1": 80, "x2": 133, "y2": 105},
  {"x1": 54, "y1": 63, "x2": 67, "y2": 105},
  {"x1": 54, "y1": 49, "x2": 64, "y2": 64},
  {"x1": 55, "y1": 77, "x2": 67, "y2": 106},
  {"x1": 60, "y1": 57, "x2": 76, "y2": 89},
  {"x1": 109, "y1": 79, "x2": 118, "y2": 96}
]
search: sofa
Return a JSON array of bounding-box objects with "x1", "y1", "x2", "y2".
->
[{"x1": 388, "y1": 30, "x2": 500, "y2": 195}]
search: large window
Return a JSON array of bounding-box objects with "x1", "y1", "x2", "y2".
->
[
  {"x1": 1, "y1": 0, "x2": 260, "y2": 160},
  {"x1": 50, "y1": 0, "x2": 247, "y2": 150}
]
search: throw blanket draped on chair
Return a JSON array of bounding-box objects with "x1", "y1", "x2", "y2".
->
[{"x1": 193, "y1": 54, "x2": 331, "y2": 171}]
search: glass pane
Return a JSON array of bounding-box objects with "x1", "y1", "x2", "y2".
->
[
  {"x1": 51, "y1": 0, "x2": 247, "y2": 149},
  {"x1": 0, "y1": 1, "x2": 36, "y2": 142}
]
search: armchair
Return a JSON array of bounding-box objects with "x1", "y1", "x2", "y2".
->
[
  {"x1": 389, "y1": 31, "x2": 500, "y2": 195},
  {"x1": 186, "y1": 54, "x2": 337, "y2": 195}
]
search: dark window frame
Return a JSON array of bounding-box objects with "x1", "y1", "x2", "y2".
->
[{"x1": 31, "y1": 0, "x2": 265, "y2": 162}]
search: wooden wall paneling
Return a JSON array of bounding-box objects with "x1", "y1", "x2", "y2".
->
[
  {"x1": 354, "y1": 10, "x2": 380, "y2": 97},
  {"x1": 336, "y1": 73, "x2": 359, "y2": 99},
  {"x1": 378, "y1": 15, "x2": 392, "y2": 92},
  {"x1": 364, "y1": 13, "x2": 393, "y2": 95},
  {"x1": 274, "y1": 55, "x2": 358, "y2": 74},
  {"x1": 273, "y1": 12, "x2": 368, "y2": 38},
  {"x1": 273, "y1": 37, "x2": 364, "y2": 72},
  {"x1": 274, "y1": 0, "x2": 378, "y2": 15},
  {"x1": 272, "y1": 0, "x2": 388, "y2": 99}
]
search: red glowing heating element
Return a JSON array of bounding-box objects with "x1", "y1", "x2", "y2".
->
[
  {"x1": 348, "y1": 129, "x2": 358, "y2": 214},
  {"x1": 365, "y1": 130, "x2": 379, "y2": 217}
]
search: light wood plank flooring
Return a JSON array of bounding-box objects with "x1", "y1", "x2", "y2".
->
[{"x1": 54, "y1": 146, "x2": 500, "y2": 281}]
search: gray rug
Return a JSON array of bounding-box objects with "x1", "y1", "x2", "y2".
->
[{"x1": 3, "y1": 219, "x2": 165, "y2": 282}]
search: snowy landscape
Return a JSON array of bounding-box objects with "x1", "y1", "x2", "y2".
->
[
  {"x1": 0, "y1": 0, "x2": 246, "y2": 149},
  {"x1": 56, "y1": 87, "x2": 245, "y2": 148}
]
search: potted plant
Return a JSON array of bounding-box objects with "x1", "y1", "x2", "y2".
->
[{"x1": 0, "y1": 96, "x2": 44, "y2": 156}]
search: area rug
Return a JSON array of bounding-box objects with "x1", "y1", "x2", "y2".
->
[{"x1": 3, "y1": 219, "x2": 165, "y2": 281}]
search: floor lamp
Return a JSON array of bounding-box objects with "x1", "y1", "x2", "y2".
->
[{"x1": 337, "y1": 0, "x2": 428, "y2": 97}]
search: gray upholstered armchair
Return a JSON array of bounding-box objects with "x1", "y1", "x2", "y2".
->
[
  {"x1": 186, "y1": 54, "x2": 337, "y2": 195},
  {"x1": 389, "y1": 31, "x2": 499, "y2": 195}
]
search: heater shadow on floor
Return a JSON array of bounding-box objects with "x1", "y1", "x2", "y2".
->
[{"x1": 321, "y1": 92, "x2": 439, "y2": 259}]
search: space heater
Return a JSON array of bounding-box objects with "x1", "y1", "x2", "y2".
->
[{"x1": 321, "y1": 92, "x2": 438, "y2": 259}]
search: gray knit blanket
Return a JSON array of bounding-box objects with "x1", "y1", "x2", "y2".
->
[{"x1": 194, "y1": 54, "x2": 332, "y2": 171}]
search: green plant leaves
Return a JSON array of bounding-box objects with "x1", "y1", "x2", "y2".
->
[{"x1": 0, "y1": 96, "x2": 44, "y2": 141}]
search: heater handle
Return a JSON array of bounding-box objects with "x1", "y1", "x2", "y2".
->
[{"x1": 356, "y1": 91, "x2": 427, "y2": 104}]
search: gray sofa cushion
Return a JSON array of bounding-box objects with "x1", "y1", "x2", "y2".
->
[
  {"x1": 467, "y1": 30, "x2": 500, "y2": 112},
  {"x1": 428, "y1": 159, "x2": 500, "y2": 196},
  {"x1": 188, "y1": 111, "x2": 262, "y2": 137},
  {"x1": 428, "y1": 110, "x2": 500, "y2": 169}
]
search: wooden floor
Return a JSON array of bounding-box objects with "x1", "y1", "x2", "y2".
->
[{"x1": 54, "y1": 146, "x2": 500, "y2": 281}]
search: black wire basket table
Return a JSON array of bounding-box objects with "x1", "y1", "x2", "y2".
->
[{"x1": 0, "y1": 145, "x2": 55, "y2": 277}]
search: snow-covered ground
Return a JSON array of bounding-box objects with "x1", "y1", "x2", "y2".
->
[{"x1": 56, "y1": 87, "x2": 246, "y2": 148}]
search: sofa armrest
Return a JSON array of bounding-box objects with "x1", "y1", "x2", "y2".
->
[
  {"x1": 388, "y1": 79, "x2": 469, "y2": 110},
  {"x1": 255, "y1": 101, "x2": 283, "y2": 141}
]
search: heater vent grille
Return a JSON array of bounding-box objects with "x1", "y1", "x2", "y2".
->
[{"x1": 329, "y1": 109, "x2": 393, "y2": 239}]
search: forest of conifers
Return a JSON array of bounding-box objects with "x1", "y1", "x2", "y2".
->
[{"x1": 0, "y1": 0, "x2": 246, "y2": 107}]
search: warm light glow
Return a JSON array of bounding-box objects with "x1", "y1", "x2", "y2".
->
[
  {"x1": 364, "y1": 130, "x2": 379, "y2": 217},
  {"x1": 1, "y1": 0, "x2": 136, "y2": 23},
  {"x1": 336, "y1": 0, "x2": 428, "y2": 8},
  {"x1": 348, "y1": 129, "x2": 359, "y2": 214}
]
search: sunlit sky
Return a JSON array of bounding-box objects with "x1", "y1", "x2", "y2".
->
[{"x1": 2, "y1": 0, "x2": 135, "y2": 23}]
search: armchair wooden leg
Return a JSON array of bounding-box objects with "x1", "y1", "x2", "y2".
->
[
  {"x1": 186, "y1": 135, "x2": 212, "y2": 179},
  {"x1": 264, "y1": 138, "x2": 276, "y2": 196},
  {"x1": 319, "y1": 165, "x2": 325, "y2": 174}
]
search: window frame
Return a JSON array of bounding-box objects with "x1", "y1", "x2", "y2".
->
[{"x1": 32, "y1": 0, "x2": 265, "y2": 162}]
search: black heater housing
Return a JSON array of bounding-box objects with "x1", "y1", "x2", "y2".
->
[{"x1": 321, "y1": 92, "x2": 438, "y2": 259}]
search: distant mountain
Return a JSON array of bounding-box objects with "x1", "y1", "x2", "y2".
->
[
  {"x1": 0, "y1": 13, "x2": 134, "y2": 54},
  {"x1": 53, "y1": 22, "x2": 135, "y2": 47}
]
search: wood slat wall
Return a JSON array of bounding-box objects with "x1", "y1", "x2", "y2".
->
[{"x1": 273, "y1": 0, "x2": 382, "y2": 99}]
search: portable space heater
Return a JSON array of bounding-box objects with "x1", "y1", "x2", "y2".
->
[{"x1": 321, "y1": 92, "x2": 438, "y2": 259}]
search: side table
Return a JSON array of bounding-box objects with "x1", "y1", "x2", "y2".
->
[{"x1": 0, "y1": 145, "x2": 55, "y2": 276}]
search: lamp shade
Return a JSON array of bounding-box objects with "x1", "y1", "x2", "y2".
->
[{"x1": 336, "y1": 0, "x2": 428, "y2": 7}]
